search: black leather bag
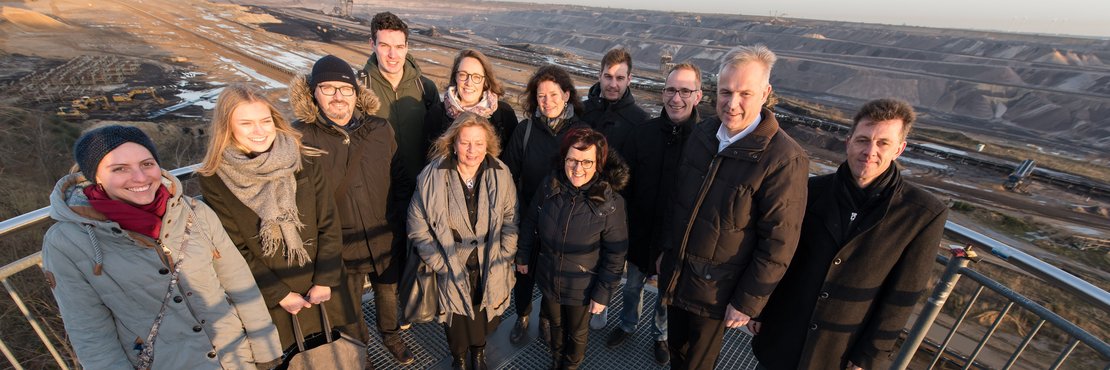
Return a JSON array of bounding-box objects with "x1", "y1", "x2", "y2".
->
[{"x1": 399, "y1": 240, "x2": 439, "y2": 324}]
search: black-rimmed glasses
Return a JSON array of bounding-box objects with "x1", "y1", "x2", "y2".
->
[
  {"x1": 564, "y1": 158, "x2": 596, "y2": 169},
  {"x1": 456, "y1": 71, "x2": 486, "y2": 84},
  {"x1": 317, "y1": 85, "x2": 356, "y2": 97},
  {"x1": 663, "y1": 87, "x2": 697, "y2": 98}
]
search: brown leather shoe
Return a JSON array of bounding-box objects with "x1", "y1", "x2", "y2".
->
[{"x1": 384, "y1": 338, "x2": 415, "y2": 365}]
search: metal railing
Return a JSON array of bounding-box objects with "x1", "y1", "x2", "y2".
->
[{"x1": 2, "y1": 164, "x2": 1109, "y2": 369}]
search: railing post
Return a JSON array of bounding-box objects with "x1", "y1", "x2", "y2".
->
[{"x1": 892, "y1": 245, "x2": 978, "y2": 369}]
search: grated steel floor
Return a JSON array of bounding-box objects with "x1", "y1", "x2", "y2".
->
[{"x1": 359, "y1": 281, "x2": 761, "y2": 369}]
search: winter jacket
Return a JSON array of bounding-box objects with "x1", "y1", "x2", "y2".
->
[
  {"x1": 199, "y1": 157, "x2": 357, "y2": 350},
  {"x1": 290, "y1": 73, "x2": 410, "y2": 277},
  {"x1": 752, "y1": 170, "x2": 948, "y2": 370},
  {"x1": 424, "y1": 100, "x2": 519, "y2": 152},
  {"x1": 581, "y1": 82, "x2": 650, "y2": 157},
  {"x1": 516, "y1": 154, "x2": 630, "y2": 307},
  {"x1": 407, "y1": 155, "x2": 519, "y2": 321},
  {"x1": 42, "y1": 171, "x2": 281, "y2": 369},
  {"x1": 659, "y1": 110, "x2": 809, "y2": 320},
  {"x1": 502, "y1": 116, "x2": 590, "y2": 210},
  {"x1": 622, "y1": 108, "x2": 699, "y2": 274},
  {"x1": 361, "y1": 53, "x2": 439, "y2": 179}
]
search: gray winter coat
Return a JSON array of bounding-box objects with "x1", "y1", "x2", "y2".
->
[
  {"x1": 42, "y1": 171, "x2": 281, "y2": 369},
  {"x1": 407, "y1": 155, "x2": 518, "y2": 321}
]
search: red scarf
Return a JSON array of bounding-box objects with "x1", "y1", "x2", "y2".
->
[{"x1": 83, "y1": 184, "x2": 172, "y2": 240}]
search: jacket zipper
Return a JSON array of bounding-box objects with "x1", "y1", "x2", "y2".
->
[{"x1": 665, "y1": 155, "x2": 723, "y2": 299}]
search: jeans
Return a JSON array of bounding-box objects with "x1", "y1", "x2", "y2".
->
[{"x1": 618, "y1": 262, "x2": 667, "y2": 341}]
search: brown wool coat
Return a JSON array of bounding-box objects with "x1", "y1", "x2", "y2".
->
[{"x1": 199, "y1": 157, "x2": 357, "y2": 350}]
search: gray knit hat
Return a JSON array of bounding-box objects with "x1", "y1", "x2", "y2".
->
[{"x1": 74, "y1": 125, "x2": 160, "y2": 181}]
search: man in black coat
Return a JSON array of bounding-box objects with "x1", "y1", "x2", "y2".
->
[
  {"x1": 657, "y1": 45, "x2": 809, "y2": 370},
  {"x1": 291, "y1": 55, "x2": 415, "y2": 366},
  {"x1": 582, "y1": 47, "x2": 650, "y2": 159},
  {"x1": 606, "y1": 63, "x2": 704, "y2": 365},
  {"x1": 750, "y1": 99, "x2": 948, "y2": 370}
]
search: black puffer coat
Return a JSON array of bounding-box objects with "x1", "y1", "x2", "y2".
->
[
  {"x1": 582, "y1": 82, "x2": 649, "y2": 157},
  {"x1": 516, "y1": 152, "x2": 630, "y2": 306}
]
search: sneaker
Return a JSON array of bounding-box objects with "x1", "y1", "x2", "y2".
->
[
  {"x1": 509, "y1": 316, "x2": 529, "y2": 345},
  {"x1": 653, "y1": 340, "x2": 670, "y2": 365},
  {"x1": 589, "y1": 308, "x2": 608, "y2": 330},
  {"x1": 384, "y1": 338, "x2": 415, "y2": 365},
  {"x1": 605, "y1": 328, "x2": 631, "y2": 348}
]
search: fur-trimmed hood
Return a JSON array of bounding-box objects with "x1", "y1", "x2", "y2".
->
[
  {"x1": 547, "y1": 148, "x2": 630, "y2": 211},
  {"x1": 289, "y1": 73, "x2": 381, "y2": 126}
]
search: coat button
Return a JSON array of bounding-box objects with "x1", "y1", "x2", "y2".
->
[
  {"x1": 810, "y1": 323, "x2": 818, "y2": 330},
  {"x1": 833, "y1": 258, "x2": 843, "y2": 265},
  {"x1": 173, "y1": 296, "x2": 183, "y2": 303},
  {"x1": 186, "y1": 292, "x2": 193, "y2": 296},
  {"x1": 704, "y1": 273, "x2": 712, "y2": 279},
  {"x1": 158, "y1": 268, "x2": 169, "y2": 275},
  {"x1": 206, "y1": 351, "x2": 216, "y2": 358},
  {"x1": 193, "y1": 325, "x2": 203, "y2": 332},
  {"x1": 819, "y1": 292, "x2": 829, "y2": 299}
]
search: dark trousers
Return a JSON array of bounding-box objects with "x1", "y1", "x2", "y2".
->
[
  {"x1": 340, "y1": 272, "x2": 371, "y2": 344},
  {"x1": 541, "y1": 296, "x2": 590, "y2": 370},
  {"x1": 368, "y1": 267, "x2": 401, "y2": 343},
  {"x1": 668, "y1": 306, "x2": 727, "y2": 370},
  {"x1": 513, "y1": 270, "x2": 536, "y2": 316},
  {"x1": 444, "y1": 311, "x2": 501, "y2": 357}
]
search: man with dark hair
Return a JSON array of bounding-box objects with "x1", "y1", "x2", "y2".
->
[
  {"x1": 290, "y1": 55, "x2": 413, "y2": 368},
  {"x1": 582, "y1": 47, "x2": 649, "y2": 158},
  {"x1": 658, "y1": 45, "x2": 809, "y2": 370},
  {"x1": 751, "y1": 98, "x2": 947, "y2": 370},
  {"x1": 609, "y1": 63, "x2": 704, "y2": 364},
  {"x1": 359, "y1": 12, "x2": 434, "y2": 364},
  {"x1": 363, "y1": 11, "x2": 438, "y2": 181}
]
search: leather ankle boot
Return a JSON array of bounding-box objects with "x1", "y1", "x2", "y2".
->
[{"x1": 470, "y1": 346, "x2": 488, "y2": 370}]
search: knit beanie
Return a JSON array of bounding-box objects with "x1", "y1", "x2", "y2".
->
[
  {"x1": 74, "y1": 125, "x2": 160, "y2": 181},
  {"x1": 310, "y1": 55, "x2": 358, "y2": 88}
]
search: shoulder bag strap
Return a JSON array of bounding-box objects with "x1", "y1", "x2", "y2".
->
[{"x1": 136, "y1": 212, "x2": 194, "y2": 370}]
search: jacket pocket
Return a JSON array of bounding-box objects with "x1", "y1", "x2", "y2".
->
[
  {"x1": 678, "y1": 256, "x2": 740, "y2": 312},
  {"x1": 724, "y1": 184, "x2": 754, "y2": 231}
]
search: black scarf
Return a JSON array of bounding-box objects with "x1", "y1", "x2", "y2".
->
[{"x1": 833, "y1": 161, "x2": 898, "y2": 243}]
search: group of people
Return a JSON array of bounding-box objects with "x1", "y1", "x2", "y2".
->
[{"x1": 41, "y1": 10, "x2": 948, "y2": 370}]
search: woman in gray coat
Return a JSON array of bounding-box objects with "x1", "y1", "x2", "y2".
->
[
  {"x1": 408, "y1": 112, "x2": 518, "y2": 370},
  {"x1": 41, "y1": 125, "x2": 281, "y2": 369}
]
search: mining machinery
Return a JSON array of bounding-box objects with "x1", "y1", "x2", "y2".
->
[{"x1": 112, "y1": 87, "x2": 165, "y2": 104}]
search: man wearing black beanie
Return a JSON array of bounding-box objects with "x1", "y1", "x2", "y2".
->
[{"x1": 291, "y1": 55, "x2": 415, "y2": 367}]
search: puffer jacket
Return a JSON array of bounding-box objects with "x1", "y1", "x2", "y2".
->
[
  {"x1": 502, "y1": 115, "x2": 590, "y2": 210},
  {"x1": 516, "y1": 152, "x2": 630, "y2": 306},
  {"x1": 581, "y1": 82, "x2": 650, "y2": 157},
  {"x1": 361, "y1": 53, "x2": 439, "y2": 178},
  {"x1": 290, "y1": 73, "x2": 410, "y2": 277},
  {"x1": 42, "y1": 171, "x2": 281, "y2": 369},
  {"x1": 659, "y1": 110, "x2": 809, "y2": 320},
  {"x1": 407, "y1": 155, "x2": 518, "y2": 321}
]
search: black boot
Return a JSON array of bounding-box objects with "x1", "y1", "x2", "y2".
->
[
  {"x1": 470, "y1": 346, "x2": 488, "y2": 370},
  {"x1": 509, "y1": 315, "x2": 529, "y2": 345},
  {"x1": 451, "y1": 352, "x2": 469, "y2": 370}
]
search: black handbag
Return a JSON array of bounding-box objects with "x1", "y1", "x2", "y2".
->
[
  {"x1": 399, "y1": 240, "x2": 440, "y2": 324},
  {"x1": 278, "y1": 307, "x2": 366, "y2": 370}
]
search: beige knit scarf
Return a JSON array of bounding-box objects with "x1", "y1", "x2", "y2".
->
[{"x1": 216, "y1": 133, "x2": 311, "y2": 266}]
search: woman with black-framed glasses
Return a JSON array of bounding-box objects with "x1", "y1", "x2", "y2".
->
[
  {"x1": 425, "y1": 49, "x2": 519, "y2": 154},
  {"x1": 515, "y1": 127, "x2": 629, "y2": 370}
]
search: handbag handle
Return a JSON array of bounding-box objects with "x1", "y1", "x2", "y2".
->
[{"x1": 290, "y1": 304, "x2": 334, "y2": 352}]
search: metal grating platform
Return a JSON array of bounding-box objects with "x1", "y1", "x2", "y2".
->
[{"x1": 359, "y1": 281, "x2": 762, "y2": 369}]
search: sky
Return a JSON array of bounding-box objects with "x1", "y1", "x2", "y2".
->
[{"x1": 499, "y1": 0, "x2": 1110, "y2": 39}]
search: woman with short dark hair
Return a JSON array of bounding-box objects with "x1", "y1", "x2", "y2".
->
[{"x1": 515, "y1": 127, "x2": 629, "y2": 369}]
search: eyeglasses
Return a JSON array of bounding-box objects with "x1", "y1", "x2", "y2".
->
[
  {"x1": 564, "y1": 158, "x2": 596, "y2": 169},
  {"x1": 662, "y1": 87, "x2": 697, "y2": 98},
  {"x1": 456, "y1": 71, "x2": 486, "y2": 84},
  {"x1": 317, "y1": 85, "x2": 356, "y2": 97}
]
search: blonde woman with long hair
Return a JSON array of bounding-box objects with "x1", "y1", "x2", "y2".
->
[{"x1": 198, "y1": 84, "x2": 358, "y2": 353}]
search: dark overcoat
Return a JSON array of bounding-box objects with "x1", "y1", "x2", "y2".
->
[
  {"x1": 658, "y1": 110, "x2": 809, "y2": 320},
  {"x1": 424, "y1": 100, "x2": 519, "y2": 151},
  {"x1": 199, "y1": 157, "x2": 357, "y2": 350},
  {"x1": 752, "y1": 171, "x2": 948, "y2": 370},
  {"x1": 582, "y1": 82, "x2": 650, "y2": 157}
]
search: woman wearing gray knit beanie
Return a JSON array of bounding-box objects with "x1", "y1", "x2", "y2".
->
[
  {"x1": 41, "y1": 124, "x2": 282, "y2": 369},
  {"x1": 197, "y1": 85, "x2": 360, "y2": 356}
]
